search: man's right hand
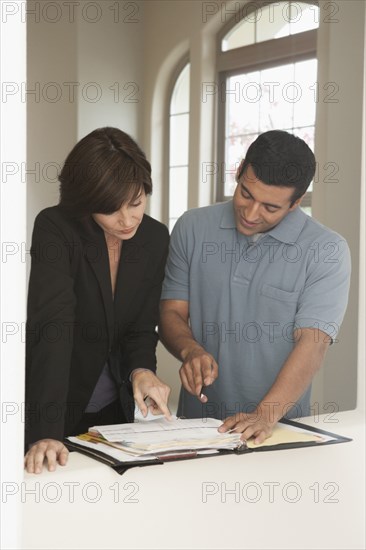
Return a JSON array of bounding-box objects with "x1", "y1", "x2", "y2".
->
[
  {"x1": 159, "y1": 300, "x2": 219, "y2": 402},
  {"x1": 180, "y1": 347, "x2": 218, "y2": 402},
  {"x1": 24, "y1": 439, "x2": 69, "y2": 474}
]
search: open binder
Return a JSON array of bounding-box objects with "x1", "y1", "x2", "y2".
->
[{"x1": 65, "y1": 417, "x2": 352, "y2": 476}]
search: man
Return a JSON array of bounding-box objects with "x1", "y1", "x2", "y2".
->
[{"x1": 159, "y1": 130, "x2": 351, "y2": 444}]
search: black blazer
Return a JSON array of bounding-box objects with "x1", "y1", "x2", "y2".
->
[{"x1": 25, "y1": 206, "x2": 169, "y2": 446}]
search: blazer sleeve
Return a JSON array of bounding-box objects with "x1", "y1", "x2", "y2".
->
[{"x1": 25, "y1": 210, "x2": 76, "y2": 445}]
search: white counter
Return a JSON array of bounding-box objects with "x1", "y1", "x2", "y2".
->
[{"x1": 20, "y1": 410, "x2": 365, "y2": 549}]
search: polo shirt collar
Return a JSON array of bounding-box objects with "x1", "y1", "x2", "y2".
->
[
  {"x1": 220, "y1": 200, "x2": 307, "y2": 244},
  {"x1": 220, "y1": 200, "x2": 237, "y2": 229},
  {"x1": 266, "y1": 207, "x2": 307, "y2": 244}
]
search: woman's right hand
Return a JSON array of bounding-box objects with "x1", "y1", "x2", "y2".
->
[{"x1": 24, "y1": 439, "x2": 69, "y2": 474}]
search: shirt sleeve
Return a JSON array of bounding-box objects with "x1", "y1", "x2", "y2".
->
[
  {"x1": 161, "y1": 213, "x2": 191, "y2": 302},
  {"x1": 294, "y1": 237, "x2": 351, "y2": 341}
]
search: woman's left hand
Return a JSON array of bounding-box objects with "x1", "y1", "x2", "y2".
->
[{"x1": 131, "y1": 370, "x2": 172, "y2": 419}]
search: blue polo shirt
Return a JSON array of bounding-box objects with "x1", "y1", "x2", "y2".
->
[{"x1": 161, "y1": 201, "x2": 351, "y2": 420}]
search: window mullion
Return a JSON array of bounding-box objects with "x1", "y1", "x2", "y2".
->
[{"x1": 217, "y1": 29, "x2": 317, "y2": 73}]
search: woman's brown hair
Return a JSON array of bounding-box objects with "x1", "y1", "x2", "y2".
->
[{"x1": 59, "y1": 127, "x2": 152, "y2": 218}]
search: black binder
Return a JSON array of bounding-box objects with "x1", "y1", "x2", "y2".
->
[{"x1": 65, "y1": 418, "x2": 352, "y2": 476}]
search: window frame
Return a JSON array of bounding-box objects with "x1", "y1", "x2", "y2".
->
[
  {"x1": 166, "y1": 55, "x2": 190, "y2": 230},
  {"x1": 216, "y1": 0, "x2": 318, "y2": 205}
]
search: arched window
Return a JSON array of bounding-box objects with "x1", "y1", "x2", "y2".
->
[
  {"x1": 168, "y1": 62, "x2": 190, "y2": 231},
  {"x1": 217, "y1": 1, "x2": 319, "y2": 214}
]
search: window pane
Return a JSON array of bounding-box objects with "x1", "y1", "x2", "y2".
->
[
  {"x1": 221, "y1": 1, "x2": 318, "y2": 51},
  {"x1": 290, "y1": 2, "x2": 319, "y2": 35},
  {"x1": 222, "y1": 17, "x2": 255, "y2": 51},
  {"x1": 223, "y1": 65, "x2": 316, "y2": 198},
  {"x1": 169, "y1": 63, "x2": 190, "y2": 230},
  {"x1": 293, "y1": 126, "x2": 314, "y2": 193},
  {"x1": 294, "y1": 125, "x2": 315, "y2": 151},
  {"x1": 259, "y1": 63, "x2": 295, "y2": 132},
  {"x1": 226, "y1": 72, "x2": 260, "y2": 137},
  {"x1": 169, "y1": 167, "x2": 188, "y2": 230},
  {"x1": 257, "y1": 2, "x2": 290, "y2": 43},
  {"x1": 224, "y1": 133, "x2": 257, "y2": 196},
  {"x1": 169, "y1": 113, "x2": 189, "y2": 166},
  {"x1": 170, "y1": 64, "x2": 190, "y2": 115},
  {"x1": 293, "y1": 59, "x2": 317, "y2": 127},
  {"x1": 224, "y1": 61, "x2": 316, "y2": 171},
  {"x1": 301, "y1": 205, "x2": 312, "y2": 215}
]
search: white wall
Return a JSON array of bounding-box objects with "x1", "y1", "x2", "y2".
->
[
  {"x1": 1, "y1": 5, "x2": 27, "y2": 548},
  {"x1": 358, "y1": 2, "x2": 366, "y2": 415}
]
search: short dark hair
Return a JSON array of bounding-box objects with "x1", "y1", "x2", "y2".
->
[
  {"x1": 236, "y1": 130, "x2": 316, "y2": 204},
  {"x1": 59, "y1": 127, "x2": 152, "y2": 218}
]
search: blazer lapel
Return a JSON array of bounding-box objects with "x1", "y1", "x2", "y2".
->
[
  {"x1": 78, "y1": 216, "x2": 152, "y2": 345},
  {"x1": 114, "y1": 226, "x2": 150, "y2": 317},
  {"x1": 78, "y1": 218, "x2": 115, "y2": 348}
]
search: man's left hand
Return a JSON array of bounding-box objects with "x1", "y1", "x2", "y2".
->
[{"x1": 218, "y1": 411, "x2": 276, "y2": 445}]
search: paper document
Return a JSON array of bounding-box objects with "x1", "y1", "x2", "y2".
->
[
  {"x1": 91, "y1": 417, "x2": 229, "y2": 440},
  {"x1": 87, "y1": 417, "x2": 242, "y2": 455},
  {"x1": 246, "y1": 423, "x2": 335, "y2": 448}
]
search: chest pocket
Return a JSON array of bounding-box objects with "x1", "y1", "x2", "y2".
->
[
  {"x1": 260, "y1": 283, "x2": 300, "y2": 303},
  {"x1": 259, "y1": 283, "x2": 301, "y2": 341}
]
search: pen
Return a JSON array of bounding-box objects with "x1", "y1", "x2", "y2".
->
[{"x1": 199, "y1": 363, "x2": 214, "y2": 398}]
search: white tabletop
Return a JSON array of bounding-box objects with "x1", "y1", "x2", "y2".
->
[{"x1": 21, "y1": 410, "x2": 365, "y2": 549}]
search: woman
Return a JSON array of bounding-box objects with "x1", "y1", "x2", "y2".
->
[{"x1": 25, "y1": 127, "x2": 171, "y2": 473}]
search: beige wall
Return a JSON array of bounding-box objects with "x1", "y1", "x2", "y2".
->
[
  {"x1": 27, "y1": 0, "x2": 145, "y2": 240},
  {"x1": 312, "y1": 0, "x2": 364, "y2": 412},
  {"x1": 76, "y1": 1, "x2": 144, "y2": 140},
  {"x1": 27, "y1": 3, "x2": 78, "y2": 240},
  {"x1": 27, "y1": 0, "x2": 365, "y2": 414}
]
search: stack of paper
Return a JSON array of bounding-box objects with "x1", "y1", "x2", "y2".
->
[
  {"x1": 66, "y1": 417, "x2": 346, "y2": 468},
  {"x1": 87, "y1": 417, "x2": 243, "y2": 456}
]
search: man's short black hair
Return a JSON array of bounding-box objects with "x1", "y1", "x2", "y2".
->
[{"x1": 236, "y1": 130, "x2": 316, "y2": 204}]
